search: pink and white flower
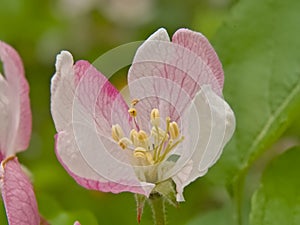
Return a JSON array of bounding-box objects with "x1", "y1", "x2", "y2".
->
[
  {"x1": 51, "y1": 28, "x2": 235, "y2": 202},
  {"x1": 0, "y1": 41, "x2": 39, "y2": 225}
]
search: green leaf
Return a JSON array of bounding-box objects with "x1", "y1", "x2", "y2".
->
[
  {"x1": 37, "y1": 193, "x2": 98, "y2": 225},
  {"x1": 209, "y1": 0, "x2": 300, "y2": 186},
  {"x1": 187, "y1": 207, "x2": 234, "y2": 225},
  {"x1": 250, "y1": 146, "x2": 300, "y2": 225},
  {"x1": 49, "y1": 210, "x2": 98, "y2": 225},
  {"x1": 0, "y1": 200, "x2": 8, "y2": 225}
]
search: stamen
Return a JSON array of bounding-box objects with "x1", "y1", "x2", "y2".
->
[
  {"x1": 131, "y1": 99, "x2": 139, "y2": 106},
  {"x1": 133, "y1": 147, "x2": 147, "y2": 159},
  {"x1": 130, "y1": 129, "x2": 139, "y2": 145},
  {"x1": 138, "y1": 130, "x2": 148, "y2": 141},
  {"x1": 166, "y1": 117, "x2": 171, "y2": 132},
  {"x1": 138, "y1": 130, "x2": 149, "y2": 149},
  {"x1": 159, "y1": 136, "x2": 184, "y2": 160},
  {"x1": 112, "y1": 104, "x2": 184, "y2": 167},
  {"x1": 150, "y1": 108, "x2": 160, "y2": 126},
  {"x1": 145, "y1": 152, "x2": 154, "y2": 165},
  {"x1": 169, "y1": 121, "x2": 180, "y2": 140},
  {"x1": 111, "y1": 124, "x2": 124, "y2": 142},
  {"x1": 128, "y1": 108, "x2": 137, "y2": 117},
  {"x1": 118, "y1": 137, "x2": 132, "y2": 150},
  {"x1": 133, "y1": 147, "x2": 154, "y2": 165},
  {"x1": 151, "y1": 127, "x2": 167, "y2": 138}
]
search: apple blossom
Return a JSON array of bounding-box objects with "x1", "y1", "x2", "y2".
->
[
  {"x1": 51, "y1": 28, "x2": 235, "y2": 222},
  {"x1": 0, "y1": 41, "x2": 39, "y2": 225}
]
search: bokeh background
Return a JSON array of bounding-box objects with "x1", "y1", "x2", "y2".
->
[{"x1": 0, "y1": 0, "x2": 299, "y2": 224}]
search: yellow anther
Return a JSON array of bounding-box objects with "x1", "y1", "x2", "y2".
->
[
  {"x1": 138, "y1": 130, "x2": 148, "y2": 141},
  {"x1": 166, "y1": 117, "x2": 171, "y2": 132},
  {"x1": 130, "y1": 129, "x2": 139, "y2": 145},
  {"x1": 169, "y1": 121, "x2": 180, "y2": 140},
  {"x1": 118, "y1": 137, "x2": 132, "y2": 150},
  {"x1": 111, "y1": 124, "x2": 124, "y2": 142},
  {"x1": 137, "y1": 130, "x2": 149, "y2": 148},
  {"x1": 150, "y1": 108, "x2": 160, "y2": 126},
  {"x1": 131, "y1": 99, "x2": 139, "y2": 106},
  {"x1": 133, "y1": 147, "x2": 147, "y2": 159},
  {"x1": 128, "y1": 108, "x2": 137, "y2": 117},
  {"x1": 119, "y1": 141, "x2": 126, "y2": 149},
  {"x1": 133, "y1": 147, "x2": 154, "y2": 165}
]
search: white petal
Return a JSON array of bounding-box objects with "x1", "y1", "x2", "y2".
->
[
  {"x1": 51, "y1": 51, "x2": 75, "y2": 131},
  {"x1": 55, "y1": 125, "x2": 155, "y2": 195},
  {"x1": 128, "y1": 29, "x2": 221, "y2": 129},
  {"x1": 172, "y1": 85, "x2": 235, "y2": 199}
]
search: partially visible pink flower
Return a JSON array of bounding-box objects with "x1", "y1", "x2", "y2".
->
[
  {"x1": 0, "y1": 41, "x2": 39, "y2": 225},
  {"x1": 51, "y1": 28, "x2": 235, "y2": 202}
]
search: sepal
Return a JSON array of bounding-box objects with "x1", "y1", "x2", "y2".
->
[
  {"x1": 135, "y1": 193, "x2": 147, "y2": 223},
  {"x1": 153, "y1": 179, "x2": 178, "y2": 207}
]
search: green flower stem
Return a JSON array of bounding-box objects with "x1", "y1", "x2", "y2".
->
[{"x1": 149, "y1": 193, "x2": 166, "y2": 225}]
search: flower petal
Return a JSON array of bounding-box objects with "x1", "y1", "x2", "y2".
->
[
  {"x1": 50, "y1": 50, "x2": 76, "y2": 132},
  {"x1": 0, "y1": 41, "x2": 31, "y2": 156},
  {"x1": 51, "y1": 50, "x2": 132, "y2": 138},
  {"x1": 172, "y1": 85, "x2": 235, "y2": 201},
  {"x1": 55, "y1": 128, "x2": 154, "y2": 196},
  {"x1": 172, "y1": 28, "x2": 224, "y2": 91},
  {"x1": 0, "y1": 75, "x2": 9, "y2": 156},
  {"x1": 51, "y1": 51, "x2": 155, "y2": 195},
  {"x1": 0, "y1": 157, "x2": 40, "y2": 225},
  {"x1": 128, "y1": 28, "x2": 221, "y2": 128}
]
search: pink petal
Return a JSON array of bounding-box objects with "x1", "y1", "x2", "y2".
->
[
  {"x1": 128, "y1": 28, "x2": 222, "y2": 128},
  {"x1": 172, "y1": 86, "x2": 235, "y2": 201},
  {"x1": 0, "y1": 157, "x2": 39, "y2": 225},
  {"x1": 172, "y1": 28, "x2": 224, "y2": 91},
  {"x1": 51, "y1": 51, "x2": 155, "y2": 195},
  {"x1": 0, "y1": 74, "x2": 9, "y2": 156},
  {"x1": 51, "y1": 51, "x2": 131, "y2": 138},
  {"x1": 55, "y1": 131, "x2": 154, "y2": 196},
  {"x1": 0, "y1": 41, "x2": 31, "y2": 156},
  {"x1": 74, "y1": 221, "x2": 81, "y2": 225}
]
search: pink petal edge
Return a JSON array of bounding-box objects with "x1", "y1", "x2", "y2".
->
[
  {"x1": 172, "y1": 28, "x2": 224, "y2": 91},
  {"x1": 0, "y1": 157, "x2": 39, "y2": 225},
  {"x1": 0, "y1": 41, "x2": 32, "y2": 156},
  {"x1": 51, "y1": 50, "x2": 132, "y2": 139},
  {"x1": 54, "y1": 133, "x2": 154, "y2": 196}
]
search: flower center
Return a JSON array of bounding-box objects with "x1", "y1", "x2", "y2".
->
[{"x1": 111, "y1": 99, "x2": 184, "y2": 166}]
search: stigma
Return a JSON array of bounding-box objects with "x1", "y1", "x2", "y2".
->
[{"x1": 111, "y1": 106, "x2": 184, "y2": 166}]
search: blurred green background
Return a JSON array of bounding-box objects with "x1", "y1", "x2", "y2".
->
[{"x1": 0, "y1": 0, "x2": 299, "y2": 224}]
